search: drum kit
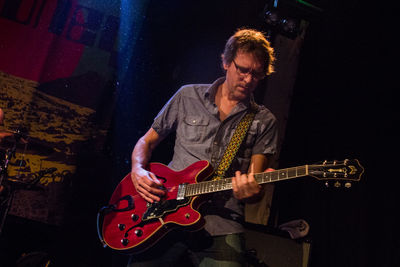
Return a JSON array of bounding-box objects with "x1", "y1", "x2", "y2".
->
[
  {"x1": 0, "y1": 127, "x2": 30, "y2": 234},
  {"x1": 0, "y1": 112, "x2": 56, "y2": 236},
  {"x1": 0, "y1": 110, "x2": 55, "y2": 266}
]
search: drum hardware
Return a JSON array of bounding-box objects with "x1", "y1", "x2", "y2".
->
[{"x1": 0, "y1": 126, "x2": 56, "y2": 236}]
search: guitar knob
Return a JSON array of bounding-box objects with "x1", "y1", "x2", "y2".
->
[
  {"x1": 345, "y1": 182, "x2": 352, "y2": 188},
  {"x1": 134, "y1": 229, "x2": 143, "y2": 237},
  {"x1": 118, "y1": 223, "x2": 126, "y2": 230},
  {"x1": 334, "y1": 181, "x2": 341, "y2": 188},
  {"x1": 131, "y1": 214, "x2": 139, "y2": 221},
  {"x1": 121, "y1": 238, "x2": 129, "y2": 246}
]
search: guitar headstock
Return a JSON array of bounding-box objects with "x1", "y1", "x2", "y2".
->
[{"x1": 308, "y1": 159, "x2": 364, "y2": 188}]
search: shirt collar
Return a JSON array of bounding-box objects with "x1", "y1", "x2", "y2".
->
[{"x1": 205, "y1": 77, "x2": 225, "y2": 101}]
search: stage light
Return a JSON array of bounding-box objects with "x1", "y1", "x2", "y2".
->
[
  {"x1": 264, "y1": 10, "x2": 280, "y2": 27},
  {"x1": 280, "y1": 17, "x2": 299, "y2": 38},
  {"x1": 263, "y1": 7, "x2": 300, "y2": 39}
]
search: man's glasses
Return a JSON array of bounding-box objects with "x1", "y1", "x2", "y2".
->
[{"x1": 232, "y1": 59, "x2": 266, "y2": 81}]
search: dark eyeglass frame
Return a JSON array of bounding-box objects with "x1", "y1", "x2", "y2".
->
[{"x1": 232, "y1": 59, "x2": 266, "y2": 81}]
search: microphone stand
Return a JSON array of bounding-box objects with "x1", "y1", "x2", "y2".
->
[{"x1": 0, "y1": 141, "x2": 18, "y2": 236}]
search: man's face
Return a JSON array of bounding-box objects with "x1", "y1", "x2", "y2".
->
[{"x1": 223, "y1": 51, "x2": 265, "y2": 101}]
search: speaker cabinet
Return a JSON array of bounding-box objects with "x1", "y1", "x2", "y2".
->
[{"x1": 245, "y1": 226, "x2": 311, "y2": 267}]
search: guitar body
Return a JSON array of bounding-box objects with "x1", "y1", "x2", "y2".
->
[{"x1": 102, "y1": 160, "x2": 214, "y2": 254}]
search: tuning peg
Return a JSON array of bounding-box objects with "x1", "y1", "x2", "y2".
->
[
  {"x1": 334, "y1": 181, "x2": 341, "y2": 188},
  {"x1": 345, "y1": 182, "x2": 352, "y2": 188}
]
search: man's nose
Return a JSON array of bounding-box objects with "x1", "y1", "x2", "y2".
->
[{"x1": 243, "y1": 73, "x2": 254, "y2": 83}]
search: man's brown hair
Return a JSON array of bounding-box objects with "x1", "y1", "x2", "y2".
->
[{"x1": 222, "y1": 28, "x2": 275, "y2": 75}]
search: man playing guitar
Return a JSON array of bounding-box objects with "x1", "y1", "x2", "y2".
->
[{"x1": 127, "y1": 28, "x2": 278, "y2": 266}]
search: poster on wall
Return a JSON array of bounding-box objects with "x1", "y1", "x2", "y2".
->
[{"x1": 0, "y1": 0, "x2": 121, "y2": 225}]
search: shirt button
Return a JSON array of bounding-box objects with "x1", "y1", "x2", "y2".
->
[
  {"x1": 213, "y1": 141, "x2": 218, "y2": 145},
  {"x1": 192, "y1": 120, "x2": 196, "y2": 123}
]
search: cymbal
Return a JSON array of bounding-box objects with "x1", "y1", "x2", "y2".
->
[
  {"x1": 0, "y1": 128, "x2": 29, "y2": 144},
  {"x1": 0, "y1": 131, "x2": 14, "y2": 139},
  {"x1": 0, "y1": 129, "x2": 25, "y2": 135}
]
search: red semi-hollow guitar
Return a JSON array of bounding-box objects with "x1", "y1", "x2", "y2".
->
[{"x1": 99, "y1": 159, "x2": 363, "y2": 254}]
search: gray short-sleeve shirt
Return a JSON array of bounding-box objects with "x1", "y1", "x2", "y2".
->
[{"x1": 151, "y1": 77, "x2": 278, "y2": 235}]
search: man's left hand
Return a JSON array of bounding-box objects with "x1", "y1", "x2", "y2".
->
[{"x1": 232, "y1": 171, "x2": 262, "y2": 201}]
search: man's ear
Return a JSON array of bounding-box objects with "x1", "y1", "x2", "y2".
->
[{"x1": 221, "y1": 54, "x2": 229, "y2": 71}]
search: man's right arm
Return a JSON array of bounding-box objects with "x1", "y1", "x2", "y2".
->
[{"x1": 131, "y1": 128, "x2": 166, "y2": 203}]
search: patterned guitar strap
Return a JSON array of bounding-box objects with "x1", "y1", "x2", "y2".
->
[{"x1": 212, "y1": 103, "x2": 258, "y2": 180}]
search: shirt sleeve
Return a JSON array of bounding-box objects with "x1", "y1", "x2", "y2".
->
[
  {"x1": 252, "y1": 110, "x2": 279, "y2": 156},
  {"x1": 151, "y1": 88, "x2": 182, "y2": 139}
]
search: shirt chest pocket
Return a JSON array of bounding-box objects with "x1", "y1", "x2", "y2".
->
[{"x1": 180, "y1": 115, "x2": 210, "y2": 143}]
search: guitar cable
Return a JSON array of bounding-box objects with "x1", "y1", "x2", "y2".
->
[
  {"x1": 96, "y1": 204, "x2": 115, "y2": 248},
  {"x1": 96, "y1": 195, "x2": 135, "y2": 247}
]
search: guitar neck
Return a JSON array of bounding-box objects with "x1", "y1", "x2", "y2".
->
[{"x1": 185, "y1": 165, "x2": 309, "y2": 197}]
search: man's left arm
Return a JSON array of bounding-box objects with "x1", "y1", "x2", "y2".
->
[{"x1": 232, "y1": 153, "x2": 272, "y2": 202}]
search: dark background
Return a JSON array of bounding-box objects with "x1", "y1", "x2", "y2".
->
[{"x1": 1, "y1": 0, "x2": 398, "y2": 266}]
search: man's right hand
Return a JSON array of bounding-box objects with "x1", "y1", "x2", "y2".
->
[{"x1": 131, "y1": 167, "x2": 165, "y2": 203}]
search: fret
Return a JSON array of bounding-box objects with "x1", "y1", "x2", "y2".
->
[
  {"x1": 208, "y1": 181, "x2": 213, "y2": 193},
  {"x1": 186, "y1": 184, "x2": 191, "y2": 196},
  {"x1": 203, "y1": 181, "x2": 207, "y2": 193},
  {"x1": 218, "y1": 179, "x2": 223, "y2": 191},
  {"x1": 187, "y1": 184, "x2": 193, "y2": 196},
  {"x1": 279, "y1": 169, "x2": 288, "y2": 180},
  {"x1": 185, "y1": 184, "x2": 190, "y2": 196},
  {"x1": 197, "y1": 183, "x2": 201, "y2": 194},
  {"x1": 225, "y1": 178, "x2": 232, "y2": 190},
  {"x1": 264, "y1": 172, "x2": 271, "y2": 183},
  {"x1": 287, "y1": 167, "x2": 297, "y2": 178},
  {"x1": 297, "y1": 166, "x2": 307, "y2": 177},
  {"x1": 271, "y1": 171, "x2": 279, "y2": 181},
  {"x1": 254, "y1": 173, "x2": 263, "y2": 184},
  {"x1": 191, "y1": 184, "x2": 195, "y2": 195},
  {"x1": 220, "y1": 179, "x2": 226, "y2": 191},
  {"x1": 210, "y1": 181, "x2": 215, "y2": 192},
  {"x1": 192, "y1": 184, "x2": 196, "y2": 195},
  {"x1": 189, "y1": 184, "x2": 193, "y2": 196}
]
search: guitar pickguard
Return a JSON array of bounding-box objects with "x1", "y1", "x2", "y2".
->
[{"x1": 143, "y1": 197, "x2": 191, "y2": 221}]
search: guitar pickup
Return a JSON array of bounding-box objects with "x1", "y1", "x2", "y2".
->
[{"x1": 177, "y1": 183, "x2": 186, "y2": 200}]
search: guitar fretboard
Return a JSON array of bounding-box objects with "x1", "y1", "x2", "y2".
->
[{"x1": 185, "y1": 165, "x2": 309, "y2": 197}]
